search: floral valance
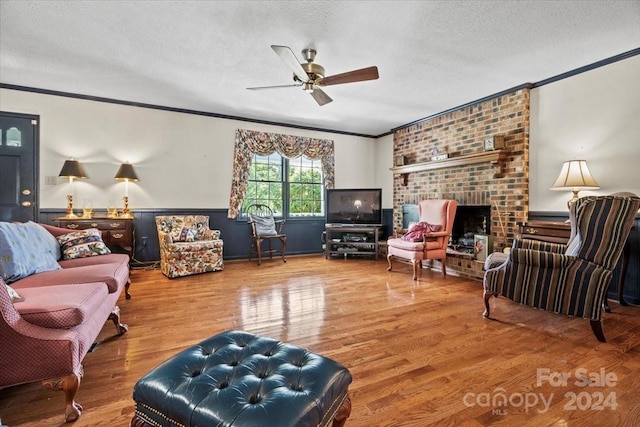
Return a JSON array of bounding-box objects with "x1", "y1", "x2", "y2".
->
[{"x1": 227, "y1": 129, "x2": 335, "y2": 218}]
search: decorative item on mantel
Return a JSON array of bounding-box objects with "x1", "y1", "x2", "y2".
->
[
  {"x1": 114, "y1": 162, "x2": 139, "y2": 218},
  {"x1": 430, "y1": 147, "x2": 449, "y2": 161},
  {"x1": 550, "y1": 159, "x2": 600, "y2": 208},
  {"x1": 483, "y1": 135, "x2": 505, "y2": 151},
  {"x1": 394, "y1": 155, "x2": 406, "y2": 167},
  {"x1": 58, "y1": 158, "x2": 88, "y2": 218}
]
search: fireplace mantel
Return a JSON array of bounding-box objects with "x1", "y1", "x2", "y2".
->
[{"x1": 391, "y1": 150, "x2": 507, "y2": 185}]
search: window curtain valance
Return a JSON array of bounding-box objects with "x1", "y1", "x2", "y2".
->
[{"x1": 227, "y1": 129, "x2": 335, "y2": 218}]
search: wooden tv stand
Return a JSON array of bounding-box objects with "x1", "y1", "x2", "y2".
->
[{"x1": 324, "y1": 224, "x2": 382, "y2": 260}]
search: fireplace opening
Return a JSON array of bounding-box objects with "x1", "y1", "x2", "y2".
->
[{"x1": 449, "y1": 205, "x2": 491, "y2": 254}]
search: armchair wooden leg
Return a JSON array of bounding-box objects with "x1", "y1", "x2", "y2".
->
[
  {"x1": 441, "y1": 258, "x2": 447, "y2": 277},
  {"x1": 387, "y1": 254, "x2": 393, "y2": 272},
  {"x1": 412, "y1": 260, "x2": 420, "y2": 280},
  {"x1": 483, "y1": 291, "x2": 494, "y2": 318},
  {"x1": 590, "y1": 320, "x2": 606, "y2": 343},
  {"x1": 43, "y1": 371, "x2": 83, "y2": 422}
]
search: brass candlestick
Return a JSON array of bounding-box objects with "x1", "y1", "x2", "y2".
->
[
  {"x1": 65, "y1": 194, "x2": 78, "y2": 218},
  {"x1": 120, "y1": 195, "x2": 133, "y2": 218}
]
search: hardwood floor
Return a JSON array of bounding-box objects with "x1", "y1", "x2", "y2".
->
[{"x1": 2, "y1": 255, "x2": 640, "y2": 426}]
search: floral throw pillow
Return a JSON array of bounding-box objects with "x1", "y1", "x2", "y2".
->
[
  {"x1": 2, "y1": 277, "x2": 22, "y2": 302},
  {"x1": 175, "y1": 227, "x2": 197, "y2": 242},
  {"x1": 57, "y1": 229, "x2": 111, "y2": 260},
  {"x1": 401, "y1": 222, "x2": 443, "y2": 242}
]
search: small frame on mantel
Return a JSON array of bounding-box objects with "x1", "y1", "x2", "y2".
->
[{"x1": 483, "y1": 135, "x2": 505, "y2": 151}]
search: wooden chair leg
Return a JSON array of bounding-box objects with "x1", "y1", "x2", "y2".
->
[
  {"x1": 256, "y1": 238, "x2": 263, "y2": 265},
  {"x1": 387, "y1": 254, "x2": 393, "y2": 272},
  {"x1": 441, "y1": 258, "x2": 447, "y2": 276},
  {"x1": 280, "y1": 236, "x2": 287, "y2": 263},
  {"x1": 590, "y1": 319, "x2": 606, "y2": 342},
  {"x1": 43, "y1": 371, "x2": 83, "y2": 422}
]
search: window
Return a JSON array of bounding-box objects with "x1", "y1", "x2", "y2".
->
[
  {"x1": 6, "y1": 127, "x2": 22, "y2": 147},
  {"x1": 242, "y1": 153, "x2": 324, "y2": 218},
  {"x1": 288, "y1": 155, "x2": 323, "y2": 217},
  {"x1": 243, "y1": 153, "x2": 283, "y2": 215}
]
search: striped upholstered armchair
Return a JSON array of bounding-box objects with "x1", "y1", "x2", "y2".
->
[{"x1": 483, "y1": 193, "x2": 640, "y2": 342}]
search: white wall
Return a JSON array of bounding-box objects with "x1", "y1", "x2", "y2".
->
[
  {"x1": 0, "y1": 88, "x2": 378, "y2": 210},
  {"x1": 530, "y1": 55, "x2": 640, "y2": 211},
  {"x1": 374, "y1": 133, "x2": 394, "y2": 208}
]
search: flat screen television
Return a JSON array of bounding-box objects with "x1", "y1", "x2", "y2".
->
[{"x1": 326, "y1": 188, "x2": 382, "y2": 225}]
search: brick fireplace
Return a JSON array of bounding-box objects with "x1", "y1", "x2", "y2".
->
[{"x1": 392, "y1": 87, "x2": 531, "y2": 278}]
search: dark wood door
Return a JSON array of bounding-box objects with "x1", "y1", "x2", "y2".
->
[{"x1": 0, "y1": 111, "x2": 39, "y2": 222}]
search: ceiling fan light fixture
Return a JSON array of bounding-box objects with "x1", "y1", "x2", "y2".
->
[{"x1": 251, "y1": 45, "x2": 379, "y2": 106}]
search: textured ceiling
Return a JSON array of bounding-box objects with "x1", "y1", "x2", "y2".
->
[{"x1": 1, "y1": 1, "x2": 639, "y2": 137}]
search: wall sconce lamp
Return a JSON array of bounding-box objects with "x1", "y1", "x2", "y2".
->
[
  {"x1": 114, "y1": 162, "x2": 139, "y2": 218},
  {"x1": 550, "y1": 159, "x2": 600, "y2": 208},
  {"x1": 58, "y1": 158, "x2": 88, "y2": 218}
]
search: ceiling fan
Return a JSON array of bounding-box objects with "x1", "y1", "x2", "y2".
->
[{"x1": 247, "y1": 45, "x2": 379, "y2": 106}]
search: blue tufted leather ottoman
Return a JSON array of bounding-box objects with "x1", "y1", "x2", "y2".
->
[{"x1": 131, "y1": 330, "x2": 352, "y2": 427}]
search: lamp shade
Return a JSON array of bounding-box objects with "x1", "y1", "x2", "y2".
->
[
  {"x1": 114, "y1": 163, "x2": 139, "y2": 182},
  {"x1": 58, "y1": 159, "x2": 88, "y2": 179},
  {"x1": 550, "y1": 160, "x2": 599, "y2": 191}
]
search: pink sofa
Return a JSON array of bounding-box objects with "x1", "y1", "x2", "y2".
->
[{"x1": 0, "y1": 223, "x2": 130, "y2": 423}]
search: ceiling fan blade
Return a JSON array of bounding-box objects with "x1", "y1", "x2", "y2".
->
[
  {"x1": 318, "y1": 66, "x2": 379, "y2": 86},
  {"x1": 310, "y1": 88, "x2": 333, "y2": 106},
  {"x1": 247, "y1": 83, "x2": 302, "y2": 90},
  {"x1": 271, "y1": 45, "x2": 309, "y2": 83}
]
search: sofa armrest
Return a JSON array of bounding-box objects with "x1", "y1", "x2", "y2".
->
[{"x1": 1, "y1": 290, "x2": 82, "y2": 386}]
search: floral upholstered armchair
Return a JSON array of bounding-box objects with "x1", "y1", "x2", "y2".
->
[{"x1": 155, "y1": 215, "x2": 224, "y2": 278}]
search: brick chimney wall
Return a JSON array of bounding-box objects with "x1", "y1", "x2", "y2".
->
[{"x1": 392, "y1": 87, "x2": 531, "y2": 278}]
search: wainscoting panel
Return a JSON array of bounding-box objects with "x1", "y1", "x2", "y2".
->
[{"x1": 39, "y1": 208, "x2": 395, "y2": 265}]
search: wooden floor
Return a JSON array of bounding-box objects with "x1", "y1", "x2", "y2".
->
[{"x1": 2, "y1": 255, "x2": 640, "y2": 426}]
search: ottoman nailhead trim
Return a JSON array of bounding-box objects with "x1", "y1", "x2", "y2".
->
[
  {"x1": 135, "y1": 402, "x2": 185, "y2": 427},
  {"x1": 319, "y1": 391, "x2": 350, "y2": 427}
]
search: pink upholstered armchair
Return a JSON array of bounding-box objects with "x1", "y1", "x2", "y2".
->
[{"x1": 387, "y1": 199, "x2": 458, "y2": 280}]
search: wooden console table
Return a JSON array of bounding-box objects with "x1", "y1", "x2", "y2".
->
[
  {"x1": 518, "y1": 221, "x2": 630, "y2": 310},
  {"x1": 54, "y1": 216, "x2": 134, "y2": 259}
]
